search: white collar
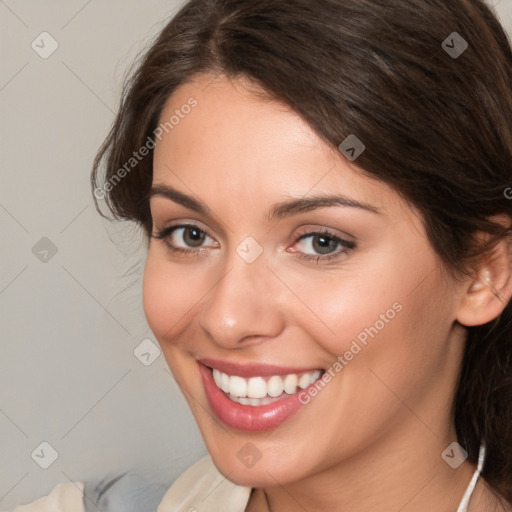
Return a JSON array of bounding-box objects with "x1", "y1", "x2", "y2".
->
[{"x1": 456, "y1": 444, "x2": 486, "y2": 512}]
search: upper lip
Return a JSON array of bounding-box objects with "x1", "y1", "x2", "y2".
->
[{"x1": 198, "y1": 358, "x2": 323, "y2": 378}]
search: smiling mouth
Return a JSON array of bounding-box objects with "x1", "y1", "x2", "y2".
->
[{"x1": 210, "y1": 367, "x2": 324, "y2": 406}]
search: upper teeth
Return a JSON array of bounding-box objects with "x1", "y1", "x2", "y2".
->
[{"x1": 212, "y1": 368, "x2": 323, "y2": 398}]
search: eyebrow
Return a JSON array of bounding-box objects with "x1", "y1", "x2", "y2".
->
[{"x1": 149, "y1": 184, "x2": 381, "y2": 221}]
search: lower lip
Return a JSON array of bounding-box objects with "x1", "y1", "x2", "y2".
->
[{"x1": 198, "y1": 363, "x2": 314, "y2": 432}]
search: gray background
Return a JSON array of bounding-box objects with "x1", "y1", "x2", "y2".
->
[{"x1": 1, "y1": 0, "x2": 511, "y2": 508}]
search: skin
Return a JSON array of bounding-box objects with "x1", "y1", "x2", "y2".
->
[{"x1": 143, "y1": 74, "x2": 512, "y2": 512}]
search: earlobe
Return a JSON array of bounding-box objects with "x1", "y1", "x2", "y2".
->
[{"x1": 456, "y1": 233, "x2": 512, "y2": 327}]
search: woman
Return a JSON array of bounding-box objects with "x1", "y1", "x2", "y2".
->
[{"x1": 12, "y1": 0, "x2": 512, "y2": 510}]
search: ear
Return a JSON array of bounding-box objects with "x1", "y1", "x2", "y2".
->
[{"x1": 456, "y1": 215, "x2": 512, "y2": 327}]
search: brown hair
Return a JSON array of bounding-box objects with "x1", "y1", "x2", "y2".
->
[{"x1": 91, "y1": 0, "x2": 512, "y2": 503}]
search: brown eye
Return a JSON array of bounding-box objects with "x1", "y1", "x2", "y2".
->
[
  {"x1": 290, "y1": 229, "x2": 356, "y2": 264},
  {"x1": 182, "y1": 226, "x2": 206, "y2": 247},
  {"x1": 311, "y1": 234, "x2": 339, "y2": 255},
  {"x1": 152, "y1": 224, "x2": 217, "y2": 254},
  {"x1": 295, "y1": 232, "x2": 345, "y2": 256}
]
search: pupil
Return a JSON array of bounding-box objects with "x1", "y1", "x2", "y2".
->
[
  {"x1": 313, "y1": 235, "x2": 336, "y2": 254},
  {"x1": 185, "y1": 227, "x2": 204, "y2": 247}
]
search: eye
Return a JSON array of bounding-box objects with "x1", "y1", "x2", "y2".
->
[
  {"x1": 289, "y1": 230, "x2": 356, "y2": 263},
  {"x1": 151, "y1": 223, "x2": 355, "y2": 263},
  {"x1": 151, "y1": 224, "x2": 218, "y2": 255}
]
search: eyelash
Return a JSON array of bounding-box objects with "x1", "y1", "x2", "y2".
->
[{"x1": 151, "y1": 224, "x2": 356, "y2": 264}]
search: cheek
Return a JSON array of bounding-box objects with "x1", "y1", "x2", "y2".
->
[
  {"x1": 327, "y1": 267, "x2": 456, "y2": 419},
  {"x1": 286, "y1": 250, "x2": 453, "y2": 382},
  {"x1": 142, "y1": 251, "x2": 206, "y2": 341},
  {"x1": 278, "y1": 259, "x2": 407, "y2": 359}
]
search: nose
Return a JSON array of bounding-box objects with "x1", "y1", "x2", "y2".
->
[{"x1": 199, "y1": 248, "x2": 285, "y2": 349}]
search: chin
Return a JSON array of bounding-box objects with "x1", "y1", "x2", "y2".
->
[{"x1": 207, "y1": 442, "x2": 306, "y2": 487}]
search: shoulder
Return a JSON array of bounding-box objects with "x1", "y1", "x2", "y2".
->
[
  {"x1": 7, "y1": 458, "x2": 251, "y2": 512},
  {"x1": 8, "y1": 472, "x2": 170, "y2": 512},
  {"x1": 9, "y1": 482, "x2": 85, "y2": 512},
  {"x1": 83, "y1": 472, "x2": 169, "y2": 511},
  {"x1": 157, "y1": 455, "x2": 252, "y2": 512}
]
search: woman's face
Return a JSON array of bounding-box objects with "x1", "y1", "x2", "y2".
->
[{"x1": 144, "y1": 74, "x2": 467, "y2": 487}]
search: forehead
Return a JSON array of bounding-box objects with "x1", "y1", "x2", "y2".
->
[{"x1": 151, "y1": 74, "x2": 405, "y2": 219}]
